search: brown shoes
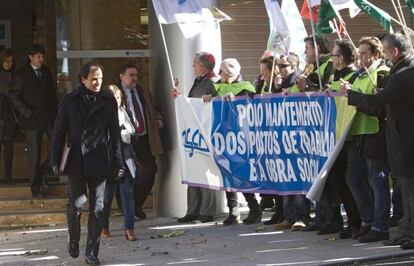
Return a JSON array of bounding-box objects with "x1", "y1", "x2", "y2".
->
[
  {"x1": 100, "y1": 229, "x2": 111, "y2": 238},
  {"x1": 274, "y1": 219, "x2": 293, "y2": 230},
  {"x1": 125, "y1": 229, "x2": 137, "y2": 241}
]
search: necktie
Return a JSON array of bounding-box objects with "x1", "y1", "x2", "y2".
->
[
  {"x1": 131, "y1": 89, "x2": 145, "y2": 135},
  {"x1": 35, "y1": 69, "x2": 42, "y2": 80}
]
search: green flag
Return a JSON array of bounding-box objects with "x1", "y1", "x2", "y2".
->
[
  {"x1": 406, "y1": 0, "x2": 414, "y2": 16},
  {"x1": 354, "y1": 0, "x2": 392, "y2": 32},
  {"x1": 316, "y1": 0, "x2": 337, "y2": 36}
]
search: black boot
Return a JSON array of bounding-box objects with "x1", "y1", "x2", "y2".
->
[
  {"x1": 67, "y1": 206, "x2": 81, "y2": 258},
  {"x1": 223, "y1": 207, "x2": 240, "y2": 226},
  {"x1": 68, "y1": 238, "x2": 79, "y2": 258},
  {"x1": 85, "y1": 254, "x2": 100, "y2": 265},
  {"x1": 242, "y1": 209, "x2": 262, "y2": 225},
  {"x1": 264, "y1": 212, "x2": 284, "y2": 225}
]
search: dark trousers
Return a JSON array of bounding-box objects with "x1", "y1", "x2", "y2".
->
[
  {"x1": 225, "y1": 192, "x2": 259, "y2": 215},
  {"x1": 391, "y1": 176, "x2": 403, "y2": 218},
  {"x1": 396, "y1": 177, "x2": 414, "y2": 239},
  {"x1": 319, "y1": 142, "x2": 361, "y2": 230},
  {"x1": 67, "y1": 176, "x2": 106, "y2": 257},
  {"x1": 25, "y1": 129, "x2": 52, "y2": 191},
  {"x1": 0, "y1": 140, "x2": 13, "y2": 181},
  {"x1": 134, "y1": 135, "x2": 157, "y2": 210}
]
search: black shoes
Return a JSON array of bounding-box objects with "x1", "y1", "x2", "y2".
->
[
  {"x1": 317, "y1": 224, "x2": 341, "y2": 235},
  {"x1": 359, "y1": 229, "x2": 389, "y2": 243},
  {"x1": 339, "y1": 227, "x2": 353, "y2": 239},
  {"x1": 263, "y1": 212, "x2": 284, "y2": 225},
  {"x1": 197, "y1": 215, "x2": 214, "y2": 223},
  {"x1": 85, "y1": 254, "x2": 100, "y2": 265},
  {"x1": 68, "y1": 239, "x2": 79, "y2": 258},
  {"x1": 383, "y1": 236, "x2": 412, "y2": 246},
  {"x1": 223, "y1": 214, "x2": 240, "y2": 226},
  {"x1": 301, "y1": 222, "x2": 321, "y2": 232},
  {"x1": 135, "y1": 207, "x2": 147, "y2": 219},
  {"x1": 177, "y1": 214, "x2": 197, "y2": 223},
  {"x1": 401, "y1": 240, "x2": 414, "y2": 250},
  {"x1": 242, "y1": 210, "x2": 263, "y2": 225}
]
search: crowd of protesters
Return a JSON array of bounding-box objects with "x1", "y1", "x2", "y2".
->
[
  {"x1": 1, "y1": 31, "x2": 414, "y2": 265},
  {"x1": 172, "y1": 31, "x2": 414, "y2": 253}
]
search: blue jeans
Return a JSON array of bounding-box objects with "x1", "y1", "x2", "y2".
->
[
  {"x1": 283, "y1": 195, "x2": 310, "y2": 223},
  {"x1": 103, "y1": 171, "x2": 136, "y2": 230},
  {"x1": 345, "y1": 141, "x2": 390, "y2": 232}
]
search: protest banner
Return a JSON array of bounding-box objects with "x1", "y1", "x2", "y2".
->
[{"x1": 175, "y1": 93, "x2": 356, "y2": 200}]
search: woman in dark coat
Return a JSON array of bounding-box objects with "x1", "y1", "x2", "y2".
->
[{"x1": 0, "y1": 49, "x2": 18, "y2": 184}]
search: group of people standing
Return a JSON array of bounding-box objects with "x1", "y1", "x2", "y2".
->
[{"x1": 172, "y1": 31, "x2": 414, "y2": 254}]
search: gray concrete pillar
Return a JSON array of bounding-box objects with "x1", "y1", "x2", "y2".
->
[{"x1": 150, "y1": 2, "x2": 226, "y2": 217}]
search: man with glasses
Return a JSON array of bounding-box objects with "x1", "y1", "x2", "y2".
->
[{"x1": 316, "y1": 40, "x2": 362, "y2": 239}]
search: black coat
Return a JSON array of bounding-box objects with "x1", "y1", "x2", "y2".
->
[
  {"x1": 188, "y1": 73, "x2": 217, "y2": 98},
  {"x1": 9, "y1": 63, "x2": 58, "y2": 130},
  {"x1": 0, "y1": 68, "x2": 17, "y2": 141},
  {"x1": 348, "y1": 55, "x2": 414, "y2": 178},
  {"x1": 51, "y1": 86, "x2": 123, "y2": 178}
]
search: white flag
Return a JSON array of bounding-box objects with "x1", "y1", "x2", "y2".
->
[
  {"x1": 264, "y1": 0, "x2": 290, "y2": 54},
  {"x1": 152, "y1": 0, "x2": 214, "y2": 24},
  {"x1": 281, "y1": 0, "x2": 307, "y2": 70},
  {"x1": 331, "y1": 0, "x2": 360, "y2": 18}
]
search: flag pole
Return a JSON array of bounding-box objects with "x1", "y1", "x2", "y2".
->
[
  {"x1": 332, "y1": 18, "x2": 343, "y2": 40},
  {"x1": 391, "y1": 0, "x2": 414, "y2": 50},
  {"x1": 397, "y1": 0, "x2": 414, "y2": 49},
  {"x1": 268, "y1": 55, "x2": 277, "y2": 93},
  {"x1": 397, "y1": 0, "x2": 409, "y2": 28},
  {"x1": 307, "y1": 0, "x2": 324, "y2": 91},
  {"x1": 157, "y1": 19, "x2": 175, "y2": 87}
]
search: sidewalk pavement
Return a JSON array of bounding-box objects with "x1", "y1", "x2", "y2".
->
[{"x1": 0, "y1": 212, "x2": 413, "y2": 266}]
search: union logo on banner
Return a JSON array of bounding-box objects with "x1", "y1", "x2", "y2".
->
[{"x1": 182, "y1": 128, "x2": 210, "y2": 158}]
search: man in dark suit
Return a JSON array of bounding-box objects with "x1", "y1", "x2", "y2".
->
[
  {"x1": 341, "y1": 33, "x2": 414, "y2": 250},
  {"x1": 10, "y1": 45, "x2": 57, "y2": 197},
  {"x1": 119, "y1": 63, "x2": 164, "y2": 219},
  {"x1": 51, "y1": 62, "x2": 123, "y2": 265}
]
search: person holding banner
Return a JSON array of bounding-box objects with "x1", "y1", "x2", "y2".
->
[
  {"x1": 173, "y1": 52, "x2": 219, "y2": 224},
  {"x1": 213, "y1": 58, "x2": 261, "y2": 225},
  {"x1": 341, "y1": 36, "x2": 391, "y2": 243},
  {"x1": 271, "y1": 52, "x2": 312, "y2": 231},
  {"x1": 276, "y1": 53, "x2": 300, "y2": 94},
  {"x1": 317, "y1": 40, "x2": 362, "y2": 240},
  {"x1": 295, "y1": 35, "x2": 334, "y2": 92},
  {"x1": 341, "y1": 32, "x2": 414, "y2": 250}
]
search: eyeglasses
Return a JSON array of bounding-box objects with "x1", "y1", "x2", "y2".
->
[{"x1": 278, "y1": 64, "x2": 291, "y2": 69}]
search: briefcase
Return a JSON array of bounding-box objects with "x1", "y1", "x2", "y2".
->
[{"x1": 59, "y1": 137, "x2": 71, "y2": 173}]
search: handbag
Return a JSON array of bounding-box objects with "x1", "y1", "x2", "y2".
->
[{"x1": 59, "y1": 135, "x2": 71, "y2": 173}]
